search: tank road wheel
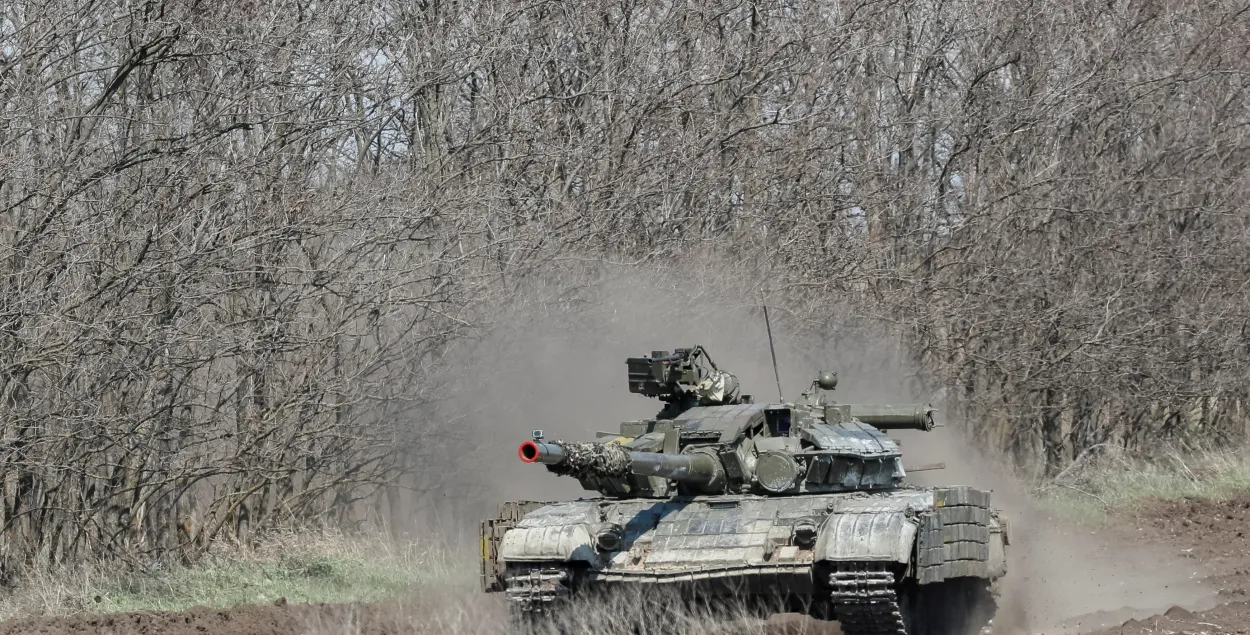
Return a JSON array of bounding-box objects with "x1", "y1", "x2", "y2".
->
[{"x1": 899, "y1": 579, "x2": 997, "y2": 635}]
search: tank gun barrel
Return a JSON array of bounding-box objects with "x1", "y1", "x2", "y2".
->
[
  {"x1": 517, "y1": 440, "x2": 568, "y2": 465},
  {"x1": 628, "y1": 450, "x2": 722, "y2": 485},
  {"x1": 846, "y1": 404, "x2": 936, "y2": 431},
  {"x1": 518, "y1": 440, "x2": 726, "y2": 492}
]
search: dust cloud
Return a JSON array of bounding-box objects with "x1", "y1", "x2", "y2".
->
[
  {"x1": 438, "y1": 265, "x2": 1216, "y2": 633},
  {"x1": 900, "y1": 429, "x2": 1217, "y2": 633},
  {"x1": 451, "y1": 267, "x2": 900, "y2": 506}
]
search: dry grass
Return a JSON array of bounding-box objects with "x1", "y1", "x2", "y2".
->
[
  {"x1": 0, "y1": 530, "x2": 464, "y2": 621},
  {"x1": 0, "y1": 528, "x2": 838, "y2": 634},
  {"x1": 293, "y1": 589, "x2": 831, "y2": 635},
  {"x1": 1034, "y1": 445, "x2": 1250, "y2": 525}
]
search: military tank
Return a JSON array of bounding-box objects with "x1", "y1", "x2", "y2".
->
[{"x1": 480, "y1": 346, "x2": 1008, "y2": 635}]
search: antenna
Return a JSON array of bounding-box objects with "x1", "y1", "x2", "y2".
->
[{"x1": 762, "y1": 304, "x2": 784, "y2": 401}]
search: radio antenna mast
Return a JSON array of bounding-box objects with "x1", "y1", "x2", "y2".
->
[{"x1": 762, "y1": 304, "x2": 784, "y2": 401}]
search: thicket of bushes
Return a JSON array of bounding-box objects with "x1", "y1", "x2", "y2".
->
[{"x1": 2, "y1": 0, "x2": 1248, "y2": 570}]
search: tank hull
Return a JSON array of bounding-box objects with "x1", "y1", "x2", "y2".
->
[{"x1": 481, "y1": 487, "x2": 1007, "y2": 634}]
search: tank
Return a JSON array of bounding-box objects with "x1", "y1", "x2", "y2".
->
[{"x1": 480, "y1": 346, "x2": 1008, "y2": 635}]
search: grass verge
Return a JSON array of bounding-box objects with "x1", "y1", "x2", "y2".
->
[
  {"x1": 0, "y1": 530, "x2": 471, "y2": 621},
  {"x1": 1034, "y1": 446, "x2": 1250, "y2": 525}
]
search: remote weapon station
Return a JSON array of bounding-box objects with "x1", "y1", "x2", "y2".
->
[{"x1": 481, "y1": 345, "x2": 1007, "y2": 635}]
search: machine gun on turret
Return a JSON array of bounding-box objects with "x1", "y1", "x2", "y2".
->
[{"x1": 626, "y1": 346, "x2": 744, "y2": 419}]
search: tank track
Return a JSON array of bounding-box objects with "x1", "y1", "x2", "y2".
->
[{"x1": 828, "y1": 566, "x2": 908, "y2": 635}]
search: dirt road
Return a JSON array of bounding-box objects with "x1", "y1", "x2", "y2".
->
[
  {"x1": 1080, "y1": 495, "x2": 1250, "y2": 635},
  {"x1": 0, "y1": 496, "x2": 1245, "y2": 635}
]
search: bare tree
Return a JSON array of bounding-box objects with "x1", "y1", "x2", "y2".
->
[{"x1": 1, "y1": 0, "x2": 1247, "y2": 574}]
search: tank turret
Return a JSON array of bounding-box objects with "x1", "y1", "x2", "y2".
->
[{"x1": 516, "y1": 349, "x2": 937, "y2": 498}]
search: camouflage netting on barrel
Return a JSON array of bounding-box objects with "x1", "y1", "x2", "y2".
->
[{"x1": 545, "y1": 441, "x2": 632, "y2": 479}]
